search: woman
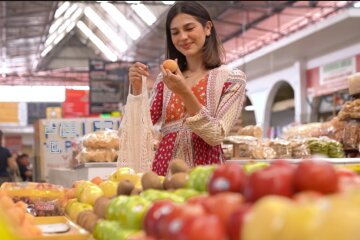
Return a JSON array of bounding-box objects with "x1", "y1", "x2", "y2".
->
[{"x1": 128, "y1": 1, "x2": 246, "y2": 176}]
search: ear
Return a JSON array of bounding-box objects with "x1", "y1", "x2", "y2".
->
[{"x1": 205, "y1": 21, "x2": 212, "y2": 36}]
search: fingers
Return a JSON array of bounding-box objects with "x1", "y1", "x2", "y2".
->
[{"x1": 129, "y1": 62, "x2": 149, "y2": 78}]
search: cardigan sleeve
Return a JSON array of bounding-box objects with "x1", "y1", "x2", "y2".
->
[{"x1": 185, "y1": 68, "x2": 246, "y2": 146}]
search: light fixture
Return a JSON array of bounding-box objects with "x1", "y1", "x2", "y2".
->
[
  {"x1": 162, "y1": 1, "x2": 175, "y2": 5},
  {"x1": 45, "y1": 32, "x2": 57, "y2": 46},
  {"x1": 49, "y1": 17, "x2": 63, "y2": 34},
  {"x1": 40, "y1": 45, "x2": 53, "y2": 57},
  {"x1": 130, "y1": 3, "x2": 157, "y2": 26},
  {"x1": 76, "y1": 21, "x2": 117, "y2": 62},
  {"x1": 354, "y1": 1, "x2": 360, "y2": 8},
  {"x1": 101, "y1": 2, "x2": 141, "y2": 40},
  {"x1": 64, "y1": 4, "x2": 78, "y2": 19},
  {"x1": 84, "y1": 7, "x2": 128, "y2": 52},
  {"x1": 54, "y1": 1, "x2": 70, "y2": 19},
  {"x1": 0, "y1": 86, "x2": 66, "y2": 102},
  {"x1": 245, "y1": 105, "x2": 255, "y2": 111}
]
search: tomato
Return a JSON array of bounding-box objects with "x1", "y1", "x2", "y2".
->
[{"x1": 226, "y1": 203, "x2": 252, "y2": 240}]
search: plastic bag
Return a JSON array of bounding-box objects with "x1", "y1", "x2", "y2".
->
[{"x1": 117, "y1": 75, "x2": 156, "y2": 173}]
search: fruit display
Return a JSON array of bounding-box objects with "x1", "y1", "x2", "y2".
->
[{"x1": 57, "y1": 157, "x2": 360, "y2": 240}]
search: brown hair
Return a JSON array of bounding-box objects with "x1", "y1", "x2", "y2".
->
[{"x1": 165, "y1": 1, "x2": 225, "y2": 71}]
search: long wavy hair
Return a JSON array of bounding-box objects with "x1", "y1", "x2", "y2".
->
[{"x1": 165, "y1": 1, "x2": 225, "y2": 71}]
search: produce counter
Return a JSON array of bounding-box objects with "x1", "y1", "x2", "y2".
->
[
  {"x1": 48, "y1": 163, "x2": 117, "y2": 188},
  {"x1": 227, "y1": 158, "x2": 360, "y2": 166}
]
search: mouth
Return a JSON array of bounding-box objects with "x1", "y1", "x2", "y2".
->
[{"x1": 182, "y1": 43, "x2": 192, "y2": 50}]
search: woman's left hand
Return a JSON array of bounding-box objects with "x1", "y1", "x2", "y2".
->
[{"x1": 160, "y1": 61, "x2": 190, "y2": 97}]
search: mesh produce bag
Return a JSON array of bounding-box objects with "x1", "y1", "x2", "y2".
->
[{"x1": 117, "y1": 75, "x2": 156, "y2": 173}]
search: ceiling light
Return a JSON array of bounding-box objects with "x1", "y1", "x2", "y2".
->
[
  {"x1": 49, "y1": 17, "x2": 63, "y2": 34},
  {"x1": 76, "y1": 21, "x2": 117, "y2": 62},
  {"x1": 54, "y1": 32, "x2": 66, "y2": 45},
  {"x1": 45, "y1": 32, "x2": 57, "y2": 46},
  {"x1": 84, "y1": 7, "x2": 128, "y2": 52},
  {"x1": 71, "y1": 8, "x2": 83, "y2": 21},
  {"x1": 64, "y1": 4, "x2": 78, "y2": 19},
  {"x1": 354, "y1": 1, "x2": 360, "y2": 8},
  {"x1": 40, "y1": 45, "x2": 53, "y2": 57},
  {"x1": 54, "y1": 1, "x2": 70, "y2": 19},
  {"x1": 66, "y1": 22, "x2": 76, "y2": 33},
  {"x1": 101, "y1": 2, "x2": 140, "y2": 40},
  {"x1": 0, "y1": 86, "x2": 66, "y2": 102},
  {"x1": 130, "y1": 3, "x2": 157, "y2": 26},
  {"x1": 162, "y1": 1, "x2": 175, "y2": 5},
  {"x1": 245, "y1": 105, "x2": 255, "y2": 111},
  {"x1": 57, "y1": 19, "x2": 71, "y2": 34},
  {"x1": 126, "y1": 1, "x2": 141, "y2": 4}
]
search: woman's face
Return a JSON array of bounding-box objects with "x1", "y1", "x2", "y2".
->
[{"x1": 170, "y1": 13, "x2": 211, "y2": 58}]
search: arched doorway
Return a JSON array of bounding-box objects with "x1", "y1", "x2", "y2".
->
[
  {"x1": 229, "y1": 95, "x2": 256, "y2": 135},
  {"x1": 269, "y1": 81, "x2": 295, "y2": 138}
]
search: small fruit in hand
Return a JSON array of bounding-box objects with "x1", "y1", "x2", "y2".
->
[{"x1": 163, "y1": 59, "x2": 178, "y2": 73}]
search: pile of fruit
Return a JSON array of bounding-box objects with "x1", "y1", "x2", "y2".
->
[
  {"x1": 64, "y1": 158, "x2": 360, "y2": 240},
  {"x1": 0, "y1": 189, "x2": 42, "y2": 238}
]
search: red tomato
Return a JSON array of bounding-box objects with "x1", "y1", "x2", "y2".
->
[{"x1": 226, "y1": 203, "x2": 252, "y2": 240}]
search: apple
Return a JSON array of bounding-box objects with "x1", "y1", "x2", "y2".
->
[
  {"x1": 75, "y1": 181, "x2": 95, "y2": 201},
  {"x1": 183, "y1": 214, "x2": 226, "y2": 240},
  {"x1": 79, "y1": 185, "x2": 104, "y2": 205},
  {"x1": 202, "y1": 192, "x2": 244, "y2": 227},
  {"x1": 109, "y1": 167, "x2": 138, "y2": 184},
  {"x1": 186, "y1": 165, "x2": 216, "y2": 192},
  {"x1": 99, "y1": 180, "x2": 118, "y2": 198},
  {"x1": 227, "y1": 203, "x2": 252, "y2": 240},
  {"x1": 67, "y1": 201, "x2": 93, "y2": 221},
  {"x1": 106, "y1": 195, "x2": 129, "y2": 221},
  {"x1": 294, "y1": 160, "x2": 338, "y2": 194},
  {"x1": 292, "y1": 191, "x2": 323, "y2": 203},
  {"x1": 174, "y1": 188, "x2": 201, "y2": 200},
  {"x1": 93, "y1": 220, "x2": 136, "y2": 240},
  {"x1": 208, "y1": 163, "x2": 246, "y2": 195},
  {"x1": 143, "y1": 200, "x2": 177, "y2": 238},
  {"x1": 244, "y1": 164, "x2": 295, "y2": 202}
]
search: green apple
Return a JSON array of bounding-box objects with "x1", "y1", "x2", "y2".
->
[
  {"x1": 122, "y1": 195, "x2": 151, "y2": 230},
  {"x1": 106, "y1": 195, "x2": 129, "y2": 221},
  {"x1": 93, "y1": 220, "x2": 136, "y2": 240},
  {"x1": 99, "y1": 180, "x2": 118, "y2": 198},
  {"x1": 109, "y1": 167, "x2": 139, "y2": 184},
  {"x1": 174, "y1": 188, "x2": 202, "y2": 200},
  {"x1": 79, "y1": 185, "x2": 104, "y2": 206},
  {"x1": 141, "y1": 189, "x2": 184, "y2": 203},
  {"x1": 186, "y1": 165, "x2": 216, "y2": 192},
  {"x1": 68, "y1": 202, "x2": 93, "y2": 222},
  {"x1": 243, "y1": 162, "x2": 270, "y2": 174},
  {"x1": 242, "y1": 196, "x2": 293, "y2": 240}
]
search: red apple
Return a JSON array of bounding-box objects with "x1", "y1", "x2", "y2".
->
[
  {"x1": 183, "y1": 214, "x2": 226, "y2": 240},
  {"x1": 143, "y1": 200, "x2": 176, "y2": 238},
  {"x1": 227, "y1": 203, "x2": 252, "y2": 240},
  {"x1": 294, "y1": 160, "x2": 338, "y2": 194},
  {"x1": 244, "y1": 164, "x2": 295, "y2": 202},
  {"x1": 208, "y1": 163, "x2": 246, "y2": 195},
  {"x1": 203, "y1": 192, "x2": 244, "y2": 227}
]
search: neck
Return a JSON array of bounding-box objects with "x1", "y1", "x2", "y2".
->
[{"x1": 186, "y1": 55, "x2": 205, "y2": 73}]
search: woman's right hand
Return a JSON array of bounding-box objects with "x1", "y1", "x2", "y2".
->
[{"x1": 128, "y1": 62, "x2": 149, "y2": 95}]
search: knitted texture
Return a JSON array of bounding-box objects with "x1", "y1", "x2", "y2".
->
[{"x1": 118, "y1": 76, "x2": 156, "y2": 173}]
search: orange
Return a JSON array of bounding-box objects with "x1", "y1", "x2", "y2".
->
[{"x1": 163, "y1": 59, "x2": 178, "y2": 73}]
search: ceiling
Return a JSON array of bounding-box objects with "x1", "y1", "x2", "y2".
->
[{"x1": 0, "y1": 1, "x2": 357, "y2": 86}]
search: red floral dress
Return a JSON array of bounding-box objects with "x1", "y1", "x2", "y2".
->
[{"x1": 150, "y1": 74, "x2": 225, "y2": 176}]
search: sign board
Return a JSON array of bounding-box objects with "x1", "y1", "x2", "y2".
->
[
  {"x1": 34, "y1": 117, "x2": 121, "y2": 181},
  {"x1": 62, "y1": 89, "x2": 89, "y2": 118},
  {"x1": 89, "y1": 59, "x2": 133, "y2": 114},
  {"x1": 320, "y1": 57, "x2": 355, "y2": 85}
]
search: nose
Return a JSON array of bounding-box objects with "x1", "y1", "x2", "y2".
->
[{"x1": 178, "y1": 30, "x2": 188, "y2": 40}]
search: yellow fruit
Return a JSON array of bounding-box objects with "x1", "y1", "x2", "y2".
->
[
  {"x1": 242, "y1": 196, "x2": 293, "y2": 240},
  {"x1": 99, "y1": 180, "x2": 118, "y2": 198},
  {"x1": 109, "y1": 167, "x2": 138, "y2": 184},
  {"x1": 79, "y1": 185, "x2": 104, "y2": 206}
]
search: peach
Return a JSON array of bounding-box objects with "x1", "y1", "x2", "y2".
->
[{"x1": 163, "y1": 59, "x2": 178, "y2": 73}]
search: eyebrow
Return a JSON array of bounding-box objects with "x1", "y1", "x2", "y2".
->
[{"x1": 170, "y1": 22, "x2": 195, "y2": 31}]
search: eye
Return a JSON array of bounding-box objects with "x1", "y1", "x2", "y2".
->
[
  {"x1": 185, "y1": 27, "x2": 195, "y2": 32},
  {"x1": 171, "y1": 31, "x2": 179, "y2": 36}
]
